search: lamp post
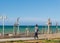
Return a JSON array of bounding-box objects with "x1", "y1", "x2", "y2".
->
[
  {"x1": 47, "y1": 18, "x2": 51, "y2": 34},
  {"x1": 47, "y1": 18, "x2": 51, "y2": 40},
  {"x1": 16, "y1": 17, "x2": 20, "y2": 35},
  {"x1": 56, "y1": 22, "x2": 58, "y2": 33},
  {"x1": 0, "y1": 16, "x2": 7, "y2": 37}
]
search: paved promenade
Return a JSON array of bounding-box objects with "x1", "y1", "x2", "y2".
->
[
  {"x1": 0, "y1": 37, "x2": 34, "y2": 42},
  {"x1": 0, "y1": 33, "x2": 60, "y2": 42}
]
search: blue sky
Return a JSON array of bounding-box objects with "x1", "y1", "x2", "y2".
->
[{"x1": 0, "y1": 0, "x2": 60, "y2": 25}]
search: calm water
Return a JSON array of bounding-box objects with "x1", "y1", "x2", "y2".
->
[{"x1": 0, "y1": 25, "x2": 60, "y2": 34}]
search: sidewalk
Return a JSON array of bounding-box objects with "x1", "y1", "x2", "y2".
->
[
  {"x1": 0, "y1": 33, "x2": 60, "y2": 42},
  {"x1": 0, "y1": 37, "x2": 34, "y2": 42}
]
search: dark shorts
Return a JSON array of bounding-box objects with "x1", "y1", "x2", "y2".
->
[{"x1": 35, "y1": 32, "x2": 38, "y2": 36}]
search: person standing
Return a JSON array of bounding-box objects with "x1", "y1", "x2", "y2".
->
[{"x1": 34, "y1": 24, "x2": 39, "y2": 39}]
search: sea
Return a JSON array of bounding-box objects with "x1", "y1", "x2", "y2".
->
[{"x1": 0, "y1": 25, "x2": 60, "y2": 34}]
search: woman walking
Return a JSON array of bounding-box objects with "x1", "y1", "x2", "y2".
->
[{"x1": 34, "y1": 24, "x2": 39, "y2": 39}]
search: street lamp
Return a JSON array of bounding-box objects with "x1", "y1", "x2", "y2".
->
[
  {"x1": 56, "y1": 22, "x2": 58, "y2": 33},
  {"x1": 0, "y1": 16, "x2": 7, "y2": 37},
  {"x1": 17, "y1": 17, "x2": 20, "y2": 35},
  {"x1": 47, "y1": 18, "x2": 51, "y2": 34}
]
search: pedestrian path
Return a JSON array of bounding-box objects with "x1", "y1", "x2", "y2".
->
[
  {"x1": 0, "y1": 37, "x2": 34, "y2": 42},
  {"x1": 0, "y1": 33, "x2": 60, "y2": 42}
]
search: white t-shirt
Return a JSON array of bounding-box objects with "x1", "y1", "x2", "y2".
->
[{"x1": 35, "y1": 27, "x2": 38, "y2": 32}]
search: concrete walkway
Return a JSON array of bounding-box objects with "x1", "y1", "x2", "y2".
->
[
  {"x1": 0, "y1": 37, "x2": 34, "y2": 42},
  {"x1": 0, "y1": 33, "x2": 60, "y2": 42}
]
